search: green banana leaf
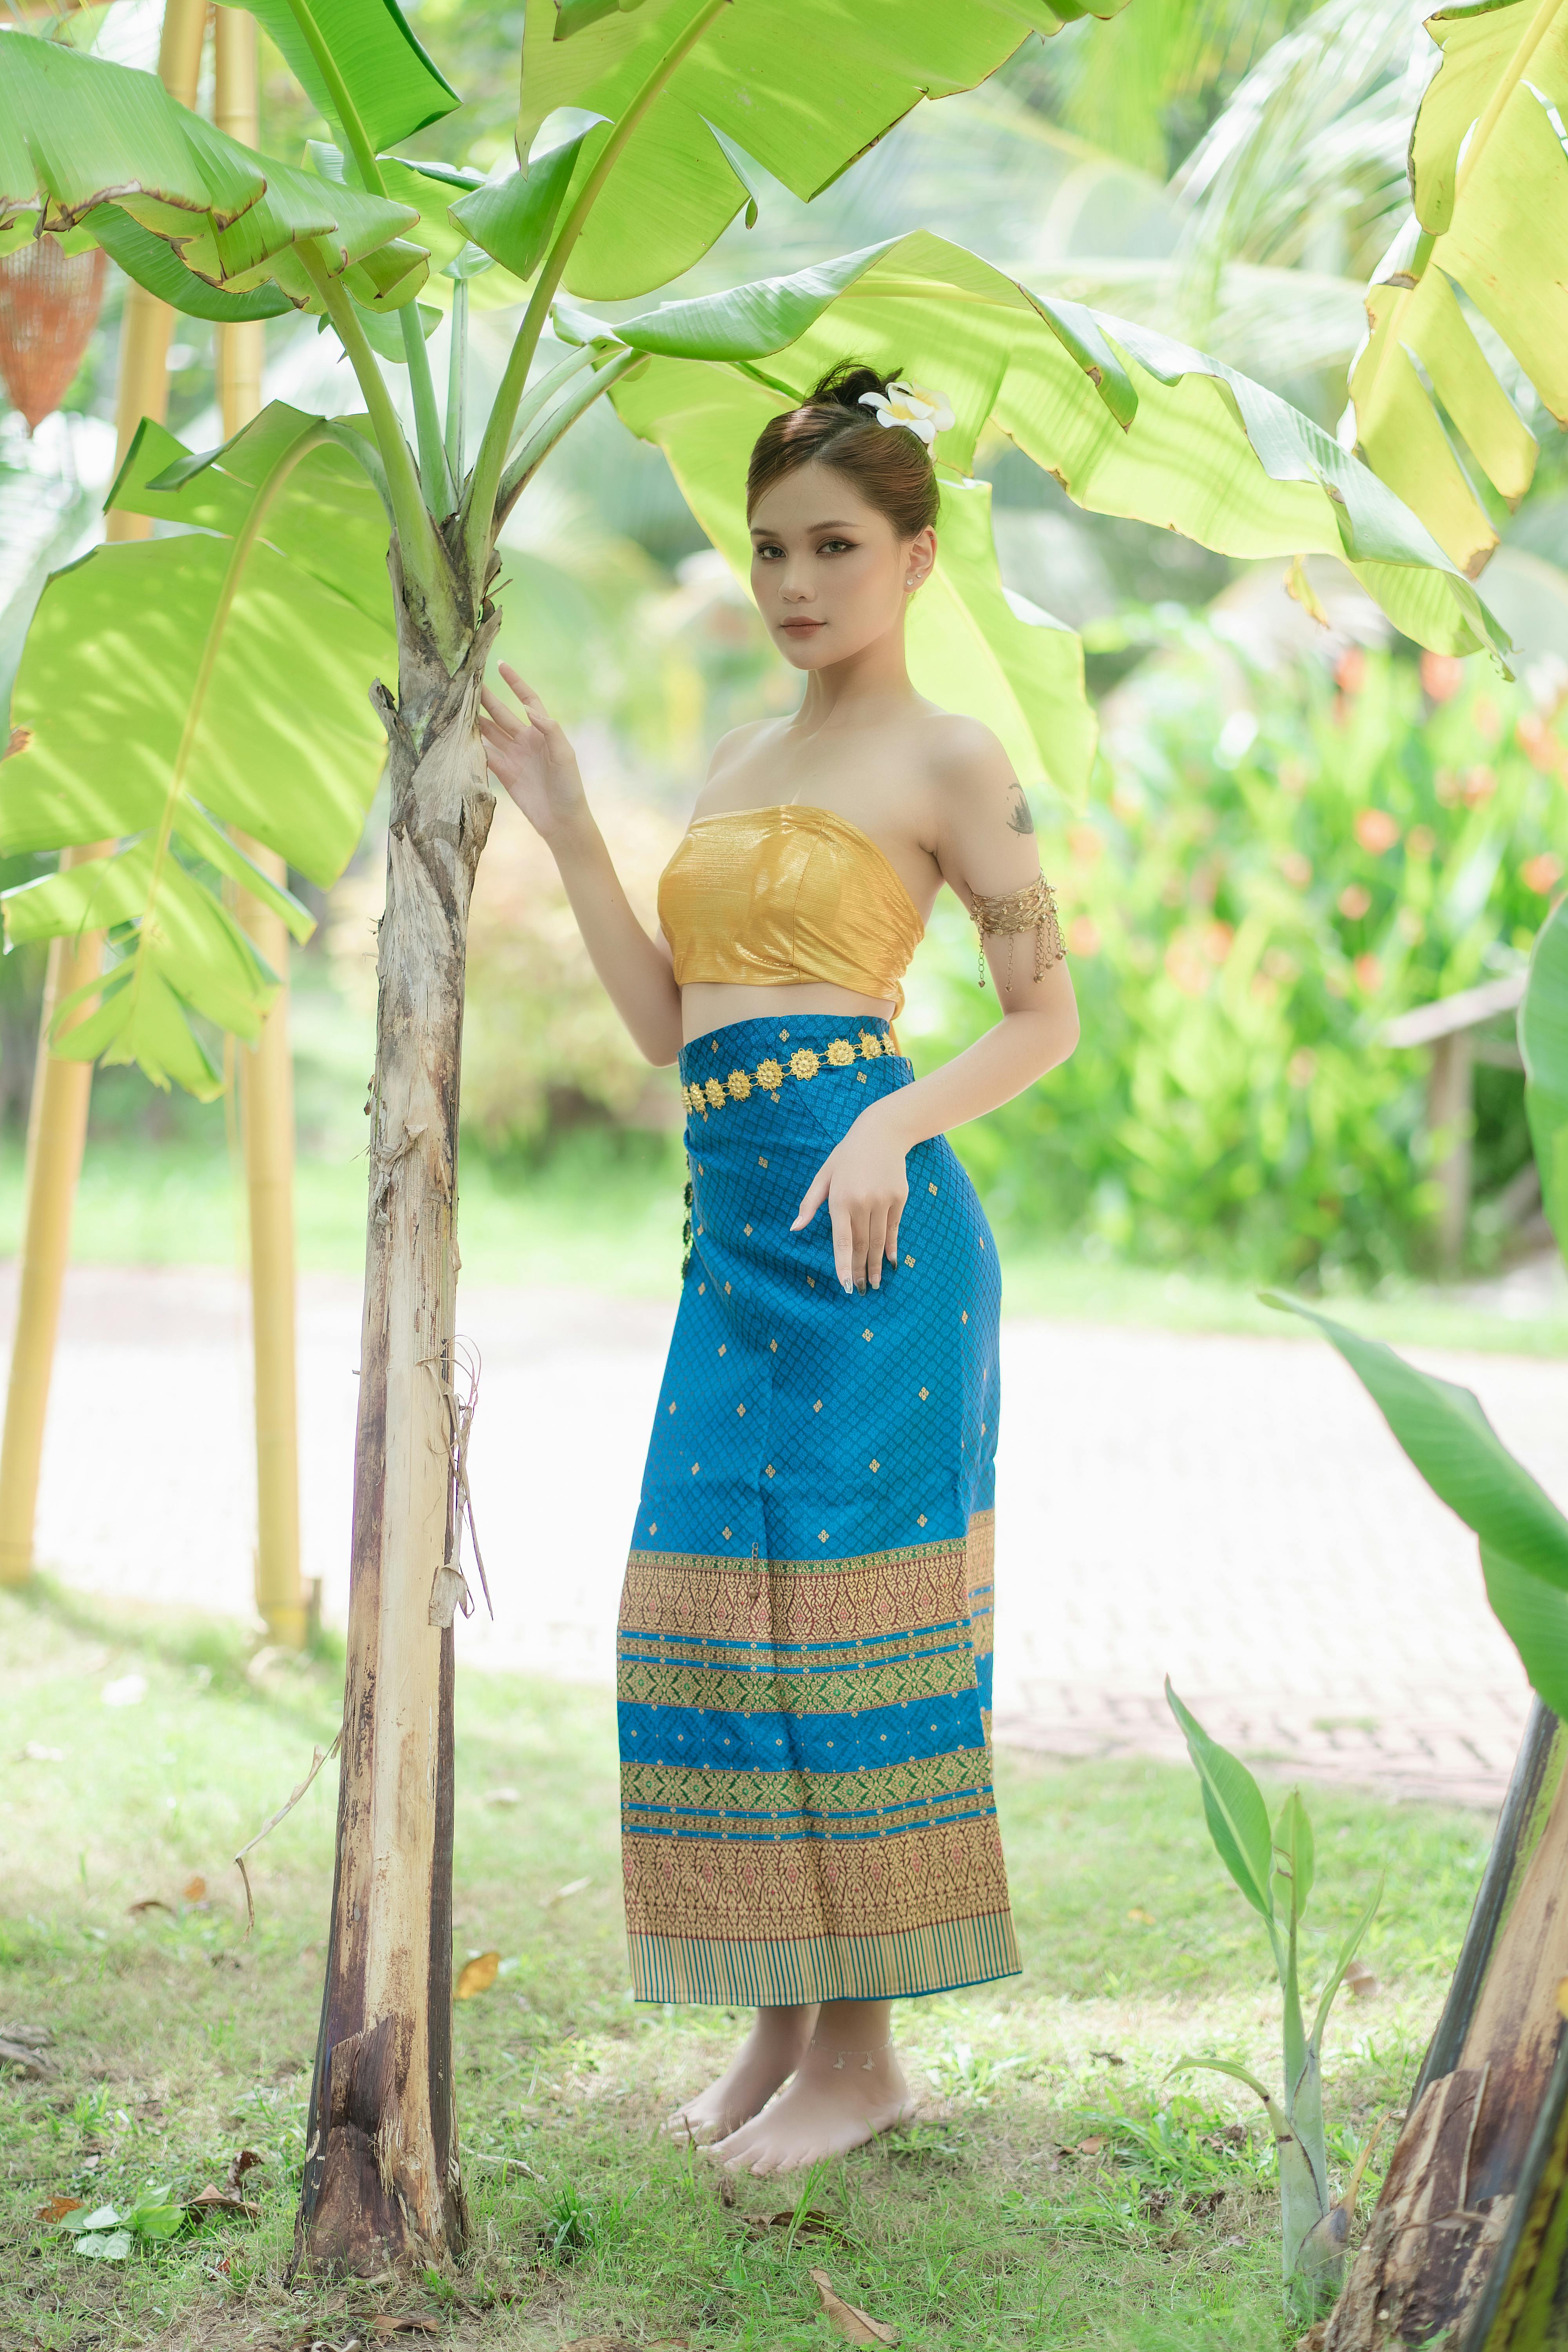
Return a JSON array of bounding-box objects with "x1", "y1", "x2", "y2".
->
[
  {"x1": 0, "y1": 34, "x2": 264, "y2": 240},
  {"x1": 1521, "y1": 896, "x2": 1568, "y2": 1252},
  {"x1": 1348, "y1": 0, "x2": 1568, "y2": 576},
  {"x1": 1265, "y1": 1295, "x2": 1568, "y2": 1722},
  {"x1": 225, "y1": 0, "x2": 459, "y2": 158},
  {"x1": 0, "y1": 41, "x2": 419, "y2": 316},
  {"x1": 0, "y1": 405, "x2": 394, "y2": 1100},
  {"x1": 607, "y1": 341, "x2": 1094, "y2": 799},
  {"x1": 590, "y1": 232, "x2": 1508, "y2": 751},
  {"x1": 517, "y1": 0, "x2": 1133, "y2": 302},
  {"x1": 1165, "y1": 1680, "x2": 1279, "y2": 1926}
]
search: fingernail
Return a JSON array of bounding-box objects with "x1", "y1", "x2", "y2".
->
[{"x1": 855, "y1": 1279, "x2": 867, "y2": 1295}]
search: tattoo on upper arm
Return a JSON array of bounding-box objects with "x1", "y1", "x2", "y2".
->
[{"x1": 1006, "y1": 783, "x2": 1036, "y2": 837}]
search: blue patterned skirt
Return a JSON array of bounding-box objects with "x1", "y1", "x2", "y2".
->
[{"x1": 618, "y1": 1011, "x2": 1019, "y2": 2008}]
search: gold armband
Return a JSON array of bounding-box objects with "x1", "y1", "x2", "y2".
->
[{"x1": 969, "y1": 872, "x2": 1065, "y2": 989}]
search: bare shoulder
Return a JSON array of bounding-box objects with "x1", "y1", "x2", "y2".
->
[
  {"x1": 916, "y1": 709, "x2": 1039, "y2": 871},
  {"x1": 921, "y1": 710, "x2": 1016, "y2": 796}
]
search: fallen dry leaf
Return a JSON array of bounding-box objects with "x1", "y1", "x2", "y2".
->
[
  {"x1": 128, "y1": 1898, "x2": 176, "y2": 1920},
  {"x1": 1089, "y1": 2049, "x2": 1125, "y2": 2066},
  {"x1": 454, "y1": 1951, "x2": 500, "y2": 2000},
  {"x1": 183, "y1": 1875, "x2": 209, "y2": 1905},
  {"x1": 1126, "y1": 1907, "x2": 1156, "y2": 1925},
  {"x1": 368, "y1": 2321, "x2": 439, "y2": 2341},
  {"x1": 742, "y1": 2207, "x2": 846, "y2": 2244},
  {"x1": 809, "y1": 2267, "x2": 898, "y2": 2347},
  {"x1": 1076, "y1": 2135, "x2": 1108, "y2": 2156},
  {"x1": 1294, "y1": 2327, "x2": 1327, "y2": 2352},
  {"x1": 542, "y1": 1876, "x2": 592, "y2": 1908},
  {"x1": 36, "y1": 2195, "x2": 83, "y2": 2223},
  {"x1": 188, "y1": 2183, "x2": 261, "y2": 2221},
  {"x1": 1344, "y1": 1958, "x2": 1381, "y2": 2000},
  {"x1": 226, "y1": 2148, "x2": 264, "y2": 2191}
]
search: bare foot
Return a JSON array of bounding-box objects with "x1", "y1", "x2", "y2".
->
[
  {"x1": 710, "y1": 2038, "x2": 915, "y2": 2176},
  {"x1": 664, "y1": 2005, "x2": 816, "y2": 2145}
]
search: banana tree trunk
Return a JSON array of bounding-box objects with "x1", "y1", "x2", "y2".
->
[
  {"x1": 1325, "y1": 1703, "x2": 1568, "y2": 2349},
  {"x1": 294, "y1": 584, "x2": 497, "y2": 2273}
]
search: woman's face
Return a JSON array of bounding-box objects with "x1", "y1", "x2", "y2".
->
[{"x1": 748, "y1": 460, "x2": 935, "y2": 671}]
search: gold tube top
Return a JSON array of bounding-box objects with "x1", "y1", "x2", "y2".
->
[{"x1": 657, "y1": 804, "x2": 926, "y2": 1018}]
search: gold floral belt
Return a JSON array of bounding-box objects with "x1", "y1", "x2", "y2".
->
[{"x1": 680, "y1": 1027, "x2": 898, "y2": 1121}]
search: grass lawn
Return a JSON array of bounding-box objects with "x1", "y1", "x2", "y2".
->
[
  {"x1": 2, "y1": 1131, "x2": 1565, "y2": 1357},
  {"x1": 0, "y1": 1585, "x2": 1493, "y2": 2351}
]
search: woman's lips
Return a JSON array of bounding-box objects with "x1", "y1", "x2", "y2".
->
[{"x1": 780, "y1": 617, "x2": 825, "y2": 633}]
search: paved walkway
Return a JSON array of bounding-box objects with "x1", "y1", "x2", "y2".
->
[{"x1": 12, "y1": 1264, "x2": 1558, "y2": 1812}]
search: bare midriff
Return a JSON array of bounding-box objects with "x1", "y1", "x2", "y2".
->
[{"x1": 679, "y1": 979, "x2": 896, "y2": 1045}]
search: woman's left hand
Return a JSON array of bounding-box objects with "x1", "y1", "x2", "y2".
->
[{"x1": 791, "y1": 1107, "x2": 910, "y2": 1294}]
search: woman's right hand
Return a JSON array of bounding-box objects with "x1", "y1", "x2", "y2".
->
[{"x1": 478, "y1": 664, "x2": 587, "y2": 842}]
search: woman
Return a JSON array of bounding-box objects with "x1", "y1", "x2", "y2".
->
[{"x1": 479, "y1": 363, "x2": 1079, "y2": 2178}]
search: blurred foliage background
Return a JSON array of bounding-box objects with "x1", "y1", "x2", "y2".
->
[{"x1": 4, "y1": 0, "x2": 1568, "y2": 1289}]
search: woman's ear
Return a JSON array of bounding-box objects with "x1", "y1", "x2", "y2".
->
[{"x1": 904, "y1": 526, "x2": 937, "y2": 594}]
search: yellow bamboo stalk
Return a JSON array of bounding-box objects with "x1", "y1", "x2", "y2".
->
[
  {"x1": 0, "y1": 0, "x2": 208, "y2": 1586},
  {"x1": 216, "y1": 4, "x2": 305, "y2": 1650}
]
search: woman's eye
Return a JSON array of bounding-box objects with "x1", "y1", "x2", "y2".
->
[
  {"x1": 755, "y1": 543, "x2": 784, "y2": 560},
  {"x1": 818, "y1": 539, "x2": 853, "y2": 555}
]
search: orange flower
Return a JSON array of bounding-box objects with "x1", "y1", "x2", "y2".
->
[
  {"x1": 1203, "y1": 921, "x2": 1234, "y2": 964},
  {"x1": 1354, "y1": 808, "x2": 1399, "y2": 854},
  {"x1": 1338, "y1": 884, "x2": 1372, "y2": 919},
  {"x1": 1067, "y1": 822, "x2": 1104, "y2": 866},
  {"x1": 1067, "y1": 915, "x2": 1101, "y2": 956},
  {"x1": 1420, "y1": 651, "x2": 1465, "y2": 702},
  {"x1": 1518, "y1": 713, "x2": 1568, "y2": 776},
  {"x1": 1335, "y1": 646, "x2": 1367, "y2": 696},
  {"x1": 1163, "y1": 936, "x2": 1209, "y2": 997},
  {"x1": 1462, "y1": 765, "x2": 1496, "y2": 806},
  {"x1": 1522, "y1": 853, "x2": 1564, "y2": 895},
  {"x1": 1279, "y1": 849, "x2": 1312, "y2": 888},
  {"x1": 1406, "y1": 825, "x2": 1436, "y2": 859},
  {"x1": 1353, "y1": 953, "x2": 1383, "y2": 993}
]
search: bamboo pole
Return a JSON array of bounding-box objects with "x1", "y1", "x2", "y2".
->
[
  {"x1": 216, "y1": 4, "x2": 306, "y2": 1650},
  {"x1": 0, "y1": 0, "x2": 208, "y2": 1586}
]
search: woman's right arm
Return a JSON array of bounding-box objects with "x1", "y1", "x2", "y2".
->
[{"x1": 479, "y1": 663, "x2": 684, "y2": 1068}]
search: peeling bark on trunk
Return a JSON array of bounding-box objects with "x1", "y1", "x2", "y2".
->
[
  {"x1": 1325, "y1": 1707, "x2": 1568, "y2": 2350},
  {"x1": 293, "y1": 579, "x2": 498, "y2": 2276}
]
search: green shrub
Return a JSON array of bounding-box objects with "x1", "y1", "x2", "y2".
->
[{"x1": 912, "y1": 635, "x2": 1568, "y2": 1283}]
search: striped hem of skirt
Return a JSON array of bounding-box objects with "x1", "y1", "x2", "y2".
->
[{"x1": 627, "y1": 1912, "x2": 1021, "y2": 2007}]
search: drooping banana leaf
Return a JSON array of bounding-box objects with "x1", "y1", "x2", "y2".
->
[
  {"x1": 588, "y1": 231, "x2": 1506, "y2": 796},
  {"x1": 1347, "y1": 0, "x2": 1568, "y2": 577},
  {"x1": 1264, "y1": 1293, "x2": 1568, "y2": 1721},
  {"x1": 0, "y1": 405, "x2": 394, "y2": 1098},
  {"x1": 0, "y1": 38, "x2": 421, "y2": 317},
  {"x1": 222, "y1": 0, "x2": 460, "y2": 159},
  {"x1": 517, "y1": 0, "x2": 1134, "y2": 303}
]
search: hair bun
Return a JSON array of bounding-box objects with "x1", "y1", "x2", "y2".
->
[{"x1": 804, "y1": 361, "x2": 904, "y2": 416}]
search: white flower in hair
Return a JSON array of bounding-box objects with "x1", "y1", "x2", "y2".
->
[{"x1": 857, "y1": 379, "x2": 955, "y2": 447}]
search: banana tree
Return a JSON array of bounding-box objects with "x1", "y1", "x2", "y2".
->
[
  {"x1": 0, "y1": 0, "x2": 1514, "y2": 2280},
  {"x1": 1166, "y1": 1684, "x2": 1383, "y2": 2316},
  {"x1": 1346, "y1": 0, "x2": 1568, "y2": 578},
  {"x1": 1264, "y1": 896, "x2": 1568, "y2": 2345}
]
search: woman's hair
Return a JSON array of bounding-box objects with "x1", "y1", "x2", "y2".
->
[{"x1": 745, "y1": 361, "x2": 940, "y2": 539}]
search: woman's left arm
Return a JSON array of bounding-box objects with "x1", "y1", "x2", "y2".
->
[{"x1": 793, "y1": 727, "x2": 1079, "y2": 1292}]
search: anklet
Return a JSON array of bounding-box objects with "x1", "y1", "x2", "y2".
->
[{"x1": 810, "y1": 2035, "x2": 890, "y2": 2072}]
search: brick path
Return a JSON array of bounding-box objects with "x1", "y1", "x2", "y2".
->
[{"x1": 11, "y1": 1265, "x2": 1555, "y2": 1812}]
